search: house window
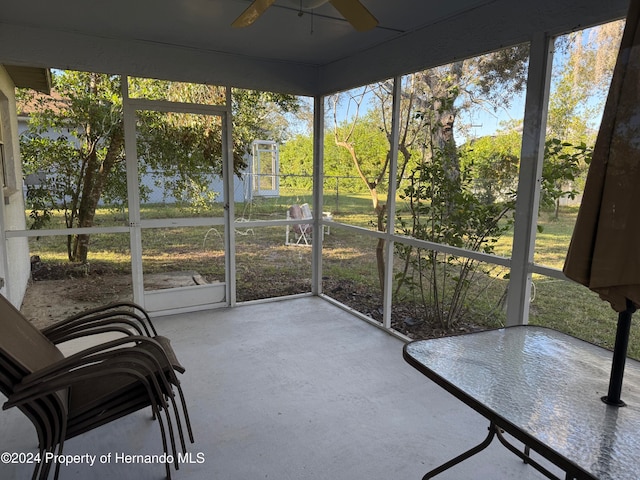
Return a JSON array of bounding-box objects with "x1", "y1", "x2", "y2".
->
[
  {"x1": 0, "y1": 136, "x2": 5, "y2": 189},
  {"x1": 0, "y1": 92, "x2": 16, "y2": 196}
]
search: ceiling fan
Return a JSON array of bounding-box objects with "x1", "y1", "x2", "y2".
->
[{"x1": 232, "y1": 0, "x2": 379, "y2": 32}]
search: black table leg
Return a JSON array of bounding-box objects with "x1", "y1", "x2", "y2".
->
[
  {"x1": 495, "y1": 428, "x2": 561, "y2": 480},
  {"x1": 422, "y1": 422, "x2": 568, "y2": 480},
  {"x1": 422, "y1": 424, "x2": 497, "y2": 479}
]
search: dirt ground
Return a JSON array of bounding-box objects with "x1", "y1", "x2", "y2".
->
[
  {"x1": 22, "y1": 275, "x2": 133, "y2": 329},
  {"x1": 21, "y1": 262, "x2": 206, "y2": 329},
  {"x1": 22, "y1": 262, "x2": 484, "y2": 339}
]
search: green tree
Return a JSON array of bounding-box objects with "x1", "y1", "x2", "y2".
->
[
  {"x1": 330, "y1": 90, "x2": 392, "y2": 291},
  {"x1": 548, "y1": 21, "x2": 624, "y2": 144},
  {"x1": 20, "y1": 71, "x2": 299, "y2": 263},
  {"x1": 21, "y1": 71, "x2": 125, "y2": 262},
  {"x1": 459, "y1": 130, "x2": 521, "y2": 204},
  {"x1": 279, "y1": 134, "x2": 314, "y2": 190},
  {"x1": 541, "y1": 138, "x2": 592, "y2": 218},
  {"x1": 396, "y1": 150, "x2": 514, "y2": 330},
  {"x1": 279, "y1": 130, "x2": 370, "y2": 193},
  {"x1": 407, "y1": 44, "x2": 530, "y2": 182},
  {"x1": 329, "y1": 46, "x2": 529, "y2": 295}
]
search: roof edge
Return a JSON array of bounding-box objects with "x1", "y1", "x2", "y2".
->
[{"x1": 3, "y1": 65, "x2": 52, "y2": 94}]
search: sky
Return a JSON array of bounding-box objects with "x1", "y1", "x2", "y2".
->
[
  {"x1": 308, "y1": 86, "x2": 527, "y2": 145},
  {"x1": 454, "y1": 98, "x2": 525, "y2": 144},
  {"x1": 286, "y1": 20, "x2": 619, "y2": 147}
]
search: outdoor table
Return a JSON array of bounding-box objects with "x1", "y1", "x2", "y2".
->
[{"x1": 403, "y1": 326, "x2": 640, "y2": 480}]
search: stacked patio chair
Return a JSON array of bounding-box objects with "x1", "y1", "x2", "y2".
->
[
  {"x1": 0, "y1": 295, "x2": 193, "y2": 480},
  {"x1": 41, "y1": 302, "x2": 186, "y2": 375}
]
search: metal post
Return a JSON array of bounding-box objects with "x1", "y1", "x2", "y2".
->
[
  {"x1": 122, "y1": 76, "x2": 145, "y2": 308},
  {"x1": 311, "y1": 95, "x2": 324, "y2": 296},
  {"x1": 382, "y1": 76, "x2": 402, "y2": 330},
  {"x1": 505, "y1": 32, "x2": 554, "y2": 326},
  {"x1": 224, "y1": 86, "x2": 236, "y2": 307},
  {"x1": 602, "y1": 299, "x2": 636, "y2": 406}
]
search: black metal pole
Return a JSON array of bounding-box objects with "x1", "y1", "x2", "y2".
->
[{"x1": 602, "y1": 298, "x2": 636, "y2": 406}]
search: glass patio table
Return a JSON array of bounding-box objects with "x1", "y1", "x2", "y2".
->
[{"x1": 403, "y1": 326, "x2": 640, "y2": 480}]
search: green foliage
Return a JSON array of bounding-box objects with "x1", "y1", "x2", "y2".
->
[
  {"x1": 460, "y1": 131, "x2": 592, "y2": 214},
  {"x1": 541, "y1": 138, "x2": 592, "y2": 211},
  {"x1": 232, "y1": 88, "x2": 300, "y2": 169},
  {"x1": 281, "y1": 110, "x2": 388, "y2": 194},
  {"x1": 394, "y1": 134, "x2": 590, "y2": 329},
  {"x1": 472, "y1": 44, "x2": 530, "y2": 101},
  {"x1": 20, "y1": 71, "x2": 300, "y2": 261},
  {"x1": 459, "y1": 130, "x2": 521, "y2": 203},
  {"x1": 279, "y1": 134, "x2": 314, "y2": 190},
  {"x1": 21, "y1": 71, "x2": 125, "y2": 242},
  {"x1": 135, "y1": 109, "x2": 224, "y2": 213},
  {"x1": 395, "y1": 150, "x2": 514, "y2": 330},
  {"x1": 332, "y1": 112, "x2": 390, "y2": 192},
  {"x1": 548, "y1": 22, "x2": 623, "y2": 144}
]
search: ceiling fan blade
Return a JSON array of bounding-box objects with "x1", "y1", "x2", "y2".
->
[
  {"x1": 232, "y1": 0, "x2": 276, "y2": 28},
  {"x1": 329, "y1": 0, "x2": 378, "y2": 32}
]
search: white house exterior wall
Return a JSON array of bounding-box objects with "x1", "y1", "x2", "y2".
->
[{"x1": 0, "y1": 66, "x2": 32, "y2": 308}]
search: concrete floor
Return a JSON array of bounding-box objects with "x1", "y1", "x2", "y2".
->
[{"x1": 1, "y1": 296, "x2": 560, "y2": 479}]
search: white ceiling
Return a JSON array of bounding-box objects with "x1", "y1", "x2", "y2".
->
[{"x1": 0, "y1": 0, "x2": 629, "y2": 96}]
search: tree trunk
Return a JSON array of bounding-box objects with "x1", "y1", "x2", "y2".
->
[
  {"x1": 423, "y1": 62, "x2": 463, "y2": 184},
  {"x1": 71, "y1": 123, "x2": 125, "y2": 262},
  {"x1": 334, "y1": 136, "x2": 389, "y2": 295}
]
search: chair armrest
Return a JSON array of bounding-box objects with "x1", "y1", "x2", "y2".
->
[{"x1": 19, "y1": 336, "x2": 181, "y2": 387}]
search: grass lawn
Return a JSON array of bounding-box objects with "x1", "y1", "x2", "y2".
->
[
  {"x1": 492, "y1": 206, "x2": 640, "y2": 357},
  {"x1": 23, "y1": 196, "x2": 640, "y2": 358}
]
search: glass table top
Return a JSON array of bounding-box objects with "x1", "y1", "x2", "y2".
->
[{"x1": 404, "y1": 326, "x2": 640, "y2": 480}]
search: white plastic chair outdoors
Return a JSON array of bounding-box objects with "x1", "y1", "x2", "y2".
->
[{"x1": 285, "y1": 204, "x2": 313, "y2": 245}]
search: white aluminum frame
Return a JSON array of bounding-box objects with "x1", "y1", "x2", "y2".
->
[
  {"x1": 5, "y1": 31, "x2": 567, "y2": 326},
  {"x1": 311, "y1": 34, "x2": 555, "y2": 332},
  {"x1": 122, "y1": 83, "x2": 232, "y2": 314}
]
